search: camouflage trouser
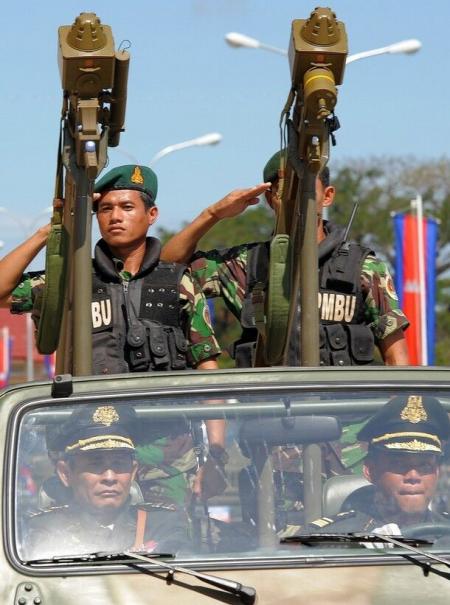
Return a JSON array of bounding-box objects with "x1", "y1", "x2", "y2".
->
[{"x1": 136, "y1": 433, "x2": 198, "y2": 508}]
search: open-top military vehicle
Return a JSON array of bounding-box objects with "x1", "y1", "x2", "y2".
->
[
  {"x1": 2, "y1": 366, "x2": 450, "y2": 604},
  {"x1": 2, "y1": 7, "x2": 449, "y2": 605}
]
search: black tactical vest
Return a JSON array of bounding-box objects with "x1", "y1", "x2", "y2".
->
[
  {"x1": 234, "y1": 223, "x2": 374, "y2": 367},
  {"x1": 91, "y1": 238, "x2": 189, "y2": 375}
]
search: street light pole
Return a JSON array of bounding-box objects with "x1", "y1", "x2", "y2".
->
[
  {"x1": 225, "y1": 32, "x2": 422, "y2": 64},
  {"x1": 225, "y1": 32, "x2": 286, "y2": 56},
  {"x1": 149, "y1": 132, "x2": 222, "y2": 166},
  {"x1": 345, "y1": 39, "x2": 422, "y2": 64}
]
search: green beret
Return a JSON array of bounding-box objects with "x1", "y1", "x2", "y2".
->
[
  {"x1": 358, "y1": 395, "x2": 450, "y2": 454},
  {"x1": 94, "y1": 164, "x2": 158, "y2": 203},
  {"x1": 263, "y1": 151, "x2": 283, "y2": 183}
]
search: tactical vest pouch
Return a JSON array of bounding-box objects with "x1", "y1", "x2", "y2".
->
[
  {"x1": 325, "y1": 324, "x2": 346, "y2": 350},
  {"x1": 330, "y1": 349, "x2": 351, "y2": 366},
  {"x1": 347, "y1": 324, "x2": 374, "y2": 363},
  {"x1": 127, "y1": 324, "x2": 151, "y2": 371},
  {"x1": 147, "y1": 323, "x2": 171, "y2": 369},
  {"x1": 321, "y1": 324, "x2": 351, "y2": 366},
  {"x1": 167, "y1": 327, "x2": 188, "y2": 370}
]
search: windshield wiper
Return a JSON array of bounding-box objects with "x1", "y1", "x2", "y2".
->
[
  {"x1": 27, "y1": 549, "x2": 256, "y2": 604},
  {"x1": 281, "y1": 533, "x2": 450, "y2": 581},
  {"x1": 281, "y1": 533, "x2": 432, "y2": 547},
  {"x1": 25, "y1": 551, "x2": 175, "y2": 565},
  {"x1": 123, "y1": 550, "x2": 256, "y2": 605}
]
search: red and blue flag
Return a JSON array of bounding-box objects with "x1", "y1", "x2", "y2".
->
[{"x1": 393, "y1": 212, "x2": 438, "y2": 365}]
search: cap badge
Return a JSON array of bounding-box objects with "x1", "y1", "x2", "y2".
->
[
  {"x1": 92, "y1": 405, "x2": 120, "y2": 427},
  {"x1": 400, "y1": 395, "x2": 428, "y2": 424},
  {"x1": 131, "y1": 166, "x2": 144, "y2": 185}
]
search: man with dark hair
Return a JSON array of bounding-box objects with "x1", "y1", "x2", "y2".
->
[
  {"x1": 26, "y1": 404, "x2": 190, "y2": 559},
  {"x1": 0, "y1": 164, "x2": 226, "y2": 500},
  {"x1": 161, "y1": 152, "x2": 409, "y2": 367},
  {"x1": 303, "y1": 395, "x2": 450, "y2": 535}
]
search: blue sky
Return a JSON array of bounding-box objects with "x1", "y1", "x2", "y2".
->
[{"x1": 0, "y1": 0, "x2": 448, "y2": 262}]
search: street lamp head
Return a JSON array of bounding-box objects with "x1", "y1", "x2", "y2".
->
[
  {"x1": 387, "y1": 38, "x2": 422, "y2": 55},
  {"x1": 194, "y1": 132, "x2": 222, "y2": 146},
  {"x1": 225, "y1": 32, "x2": 260, "y2": 49},
  {"x1": 149, "y1": 132, "x2": 223, "y2": 165}
]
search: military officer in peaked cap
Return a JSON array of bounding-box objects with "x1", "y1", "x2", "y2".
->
[
  {"x1": 25, "y1": 404, "x2": 191, "y2": 560},
  {"x1": 286, "y1": 395, "x2": 450, "y2": 537}
]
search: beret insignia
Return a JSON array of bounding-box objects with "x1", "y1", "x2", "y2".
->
[{"x1": 131, "y1": 166, "x2": 144, "y2": 185}]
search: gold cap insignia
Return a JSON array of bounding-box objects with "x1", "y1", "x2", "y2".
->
[
  {"x1": 400, "y1": 395, "x2": 428, "y2": 424},
  {"x1": 92, "y1": 405, "x2": 120, "y2": 427},
  {"x1": 131, "y1": 166, "x2": 144, "y2": 185}
]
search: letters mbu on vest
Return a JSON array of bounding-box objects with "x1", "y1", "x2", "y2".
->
[{"x1": 234, "y1": 235, "x2": 374, "y2": 368}]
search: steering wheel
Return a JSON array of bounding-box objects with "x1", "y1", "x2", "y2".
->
[{"x1": 401, "y1": 522, "x2": 450, "y2": 540}]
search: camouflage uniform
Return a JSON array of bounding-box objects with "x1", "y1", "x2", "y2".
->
[
  {"x1": 10, "y1": 240, "x2": 220, "y2": 507},
  {"x1": 11, "y1": 254, "x2": 220, "y2": 369},
  {"x1": 190, "y1": 231, "x2": 408, "y2": 522},
  {"x1": 190, "y1": 242, "x2": 408, "y2": 345}
]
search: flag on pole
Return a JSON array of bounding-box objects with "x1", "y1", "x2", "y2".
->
[
  {"x1": 44, "y1": 352, "x2": 56, "y2": 379},
  {"x1": 393, "y1": 210, "x2": 439, "y2": 365},
  {"x1": 0, "y1": 327, "x2": 12, "y2": 388}
]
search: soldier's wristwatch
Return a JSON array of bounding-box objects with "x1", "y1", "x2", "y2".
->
[{"x1": 208, "y1": 445, "x2": 229, "y2": 466}]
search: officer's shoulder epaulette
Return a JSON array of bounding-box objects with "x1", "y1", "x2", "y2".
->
[
  {"x1": 28, "y1": 505, "x2": 69, "y2": 519},
  {"x1": 309, "y1": 510, "x2": 356, "y2": 529},
  {"x1": 135, "y1": 501, "x2": 178, "y2": 512}
]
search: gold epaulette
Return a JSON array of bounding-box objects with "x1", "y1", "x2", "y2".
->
[
  {"x1": 28, "y1": 505, "x2": 69, "y2": 518},
  {"x1": 309, "y1": 510, "x2": 356, "y2": 528}
]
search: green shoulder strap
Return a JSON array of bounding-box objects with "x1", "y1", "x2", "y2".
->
[
  {"x1": 35, "y1": 126, "x2": 68, "y2": 355},
  {"x1": 264, "y1": 234, "x2": 291, "y2": 366}
]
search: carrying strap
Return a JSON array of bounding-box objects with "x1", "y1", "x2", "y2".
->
[
  {"x1": 264, "y1": 234, "x2": 292, "y2": 366},
  {"x1": 133, "y1": 508, "x2": 148, "y2": 550},
  {"x1": 247, "y1": 243, "x2": 270, "y2": 336},
  {"x1": 36, "y1": 122, "x2": 68, "y2": 354}
]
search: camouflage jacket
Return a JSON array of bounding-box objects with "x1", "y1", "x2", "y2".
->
[
  {"x1": 191, "y1": 230, "x2": 408, "y2": 343},
  {"x1": 11, "y1": 238, "x2": 220, "y2": 367}
]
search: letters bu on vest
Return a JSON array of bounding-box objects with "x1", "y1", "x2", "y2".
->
[
  {"x1": 91, "y1": 300, "x2": 112, "y2": 328},
  {"x1": 318, "y1": 292, "x2": 356, "y2": 323}
]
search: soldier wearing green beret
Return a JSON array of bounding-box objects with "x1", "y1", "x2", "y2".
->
[
  {"x1": 160, "y1": 153, "x2": 409, "y2": 524},
  {"x1": 26, "y1": 404, "x2": 191, "y2": 560},
  {"x1": 284, "y1": 395, "x2": 450, "y2": 538},
  {"x1": 0, "y1": 164, "x2": 226, "y2": 501},
  {"x1": 161, "y1": 152, "x2": 409, "y2": 368}
]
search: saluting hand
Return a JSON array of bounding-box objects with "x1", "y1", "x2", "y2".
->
[{"x1": 209, "y1": 183, "x2": 271, "y2": 220}]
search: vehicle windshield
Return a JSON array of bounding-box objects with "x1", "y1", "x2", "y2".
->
[{"x1": 12, "y1": 388, "x2": 450, "y2": 565}]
